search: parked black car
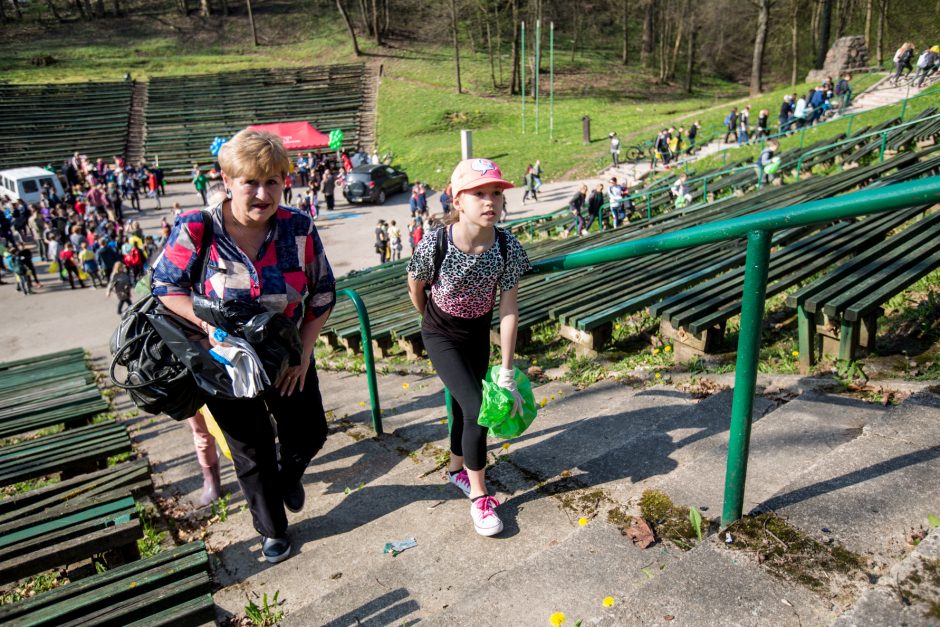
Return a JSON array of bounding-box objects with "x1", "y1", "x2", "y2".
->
[{"x1": 342, "y1": 164, "x2": 409, "y2": 205}]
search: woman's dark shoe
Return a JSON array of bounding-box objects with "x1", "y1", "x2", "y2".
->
[
  {"x1": 261, "y1": 536, "x2": 292, "y2": 563},
  {"x1": 283, "y1": 482, "x2": 305, "y2": 513}
]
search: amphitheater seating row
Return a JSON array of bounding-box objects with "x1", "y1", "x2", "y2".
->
[
  {"x1": 0, "y1": 81, "x2": 133, "y2": 171},
  {"x1": 143, "y1": 64, "x2": 367, "y2": 182}
]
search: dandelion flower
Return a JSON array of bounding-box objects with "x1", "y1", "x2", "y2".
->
[
  {"x1": 655, "y1": 373, "x2": 662, "y2": 379},
  {"x1": 652, "y1": 348, "x2": 660, "y2": 354},
  {"x1": 578, "y1": 517, "x2": 589, "y2": 526},
  {"x1": 539, "y1": 398, "x2": 548, "y2": 408},
  {"x1": 550, "y1": 395, "x2": 556, "y2": 400},
  {"x1": 501, "y1": 443, "x2": 510, "y2": 450},
  {"x1": 602, "y1": 596, "x2": 615, "y2": 607},
  {"x1": 532, "y1": 358, "x2": 539, "y2": 365},
  {"x1": 440, "y1": 419, "x2": 447, "y2": 424},
  {"x1": 359, "y1": 401, "x2": 366, "y2": 407},
  {"x1": 615, "y1": 324, "x2": 622, "y2": 330},
  {"x1": 549, "y1": 612, "x2": 566, "y2": 626},
  {"x1": 791, "y1": 350, "x2": 799, "y2": 357},
  {"x1": 664, "y1": 346, "x2": 672, "y2": 352},
  {"x1": 403, "y1": 383, "x2": 410, "y2": 389}
]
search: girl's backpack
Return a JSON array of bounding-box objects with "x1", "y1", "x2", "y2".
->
[
  {"x1": 124, "y1": 246, "x2": 142, "y2": 267},
  {"x1": 917, "y1": 52, "x2": 931, "y2": 69}
]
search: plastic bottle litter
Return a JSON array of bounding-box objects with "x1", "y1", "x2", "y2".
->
[{"x1": 383, "y1": 538, "x2": 417, "y2": 557}]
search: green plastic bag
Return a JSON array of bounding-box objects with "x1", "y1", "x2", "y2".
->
[
  {"x1": 763, "y1": 156, "x2": 782, "y2": 175},
  {"x1": 477, "y1": 366, "x2": 538, "y2": 439}
]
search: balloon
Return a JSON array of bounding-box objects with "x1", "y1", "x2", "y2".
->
[
  {"x1": 328, "y1": 129, "x2": 344, "y2": 150},
  {"x1": 210, "y1": 136, "x2": 228, "y2": 156}
]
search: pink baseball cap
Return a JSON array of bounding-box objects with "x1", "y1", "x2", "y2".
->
[{"x1": 450, "y1": 158, "x2": 513, "y2": 196}]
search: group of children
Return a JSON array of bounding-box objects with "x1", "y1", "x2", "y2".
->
[
  {"x1": 893, "y1": 43, "x2": 940, "y2": 88},
  {"x1": 650, "y1": 123, "x2": 702, "y2": 169},
  {"x1": 564, "y1": 177, "x2": 641, "y2": 236}
]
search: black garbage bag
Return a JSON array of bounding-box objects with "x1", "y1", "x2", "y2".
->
[
  {"x1": 109, "y1": 294, "x2": 205, "y2": 420},
  {"x1": 147, "y1": 307, "x2": 241, "y2": 401},
  {"x1": 192, "y1": 295, "x2": 303, "y2": 385}
]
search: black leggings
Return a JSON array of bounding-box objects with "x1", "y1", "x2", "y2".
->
[
  {"x1": 205, "y1": 363, "x2": 329, "y2": 538},
  {"x1": 423, "y1": 324, "x2": 492, "y2": 471}
]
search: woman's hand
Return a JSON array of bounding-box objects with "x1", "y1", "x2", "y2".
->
[{"x1": 276, "y1": 354, "x2": 310, "y2": 397}]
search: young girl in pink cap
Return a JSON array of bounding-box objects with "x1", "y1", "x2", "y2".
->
[{"x1": 407, "y1": 158, "x2": 531, "y2": 536}]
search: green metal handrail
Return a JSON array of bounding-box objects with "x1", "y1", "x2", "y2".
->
[
  {"x1": 531, "y1": 175, "x2": 940, "y2": 526},
  {"x1": 794, "y1": 110, "x2": 940, "y2": 177},
  {"x1": 336, "y1": 288, "x2": 383, "y2": 435}
]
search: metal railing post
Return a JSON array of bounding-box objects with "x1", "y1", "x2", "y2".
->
[
  {"x1": 846, "y1": 115, "x2": 854, "y2": 137},
  {"x1": 879, "y1": 131, "x2": 888, "y2": 162},
  {"x1": 337, "y1": 288, "x2": 383, "y2": 435},
  {"x1": 799, "y1": 127, "x2": 806, "y2": 150},
  {"x1": 703, "y1": 177, "x2": 707, "y2": 202},
  {"x1": 444, "y1": 387, "x2": 454, "y2": 434},
  {"x1": 721, "y1": 229, "x2": 772, "y2": 527}
]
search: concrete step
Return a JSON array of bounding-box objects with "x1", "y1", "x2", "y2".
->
[
  {"x1": 610, "y1": 539, "x2": 836, "y2": 626},
  {"x1": 641, "y1": 390, "x2": 886, "y2": 515},
  {"x1": 834, "y1": 527, "x2": 940, "y2": 626},
  {"x1": 756, "y1": 391, "x2": 940, "y2": 565},
  {"x1": 421, "y1": 520, "x2": 684, "y2": 627}
]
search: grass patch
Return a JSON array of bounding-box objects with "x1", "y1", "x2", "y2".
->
[
  {"x1": 638, "y1": 489, "x2": 708, "y2": 551},
  {"x1": 0, "y1": 570, "x2": 68, "y2": 606},
  {"x1": 135, "y1": 502, "x2": 168, "y2": 558},
  {"x1": 107, "y1": 451, "x2": 132, "y2": 466},
  {"x1": 0, "y1": 474, "x2": 60, "y2": 500},
  {"x1": 724, "y1": 512, "x2": 868, "y2": 592}
]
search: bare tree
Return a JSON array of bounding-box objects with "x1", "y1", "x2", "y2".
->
[
  {"x1": 509, "y1": 0, "x2": 520, "y2": 95},
  {"x1": 791, "y1": 0, "x2": 801, "y2": 84},
  {"x1": 336, "y1": 0, "x2": 361, "y2": 56},
  {"x1": 246, "y1": 0, "x2": 258, "y2": 46},
  {"x1": 370, "y1": 0, "x2": 381, "y2": 45},
  {"x1": 875, "y1": 0, "x2": 886, "y2": 66},
  {"x1": 815, "y1": 0, "x2": 832, "y2": 69},
  {"x1": 200, "y1": 0, "x2": 210, "y2": 16},
  {"x1": 863, "y1": 0, "x2": 872, "y2": 46},
  {"x1": 621, "y1": 0, "x2": 629, "y2": 65},
  {"x1": 450, "y1": 0, "x2": 462, "y2": 94},
  {"x1": 641, "y1": 0, "x2": 655, "y2": 67},
  {"x1": 683, "y1": 0, "x2": 696, "y2": 92},
  {"x1": 750, "y1": 0, "x2": 773, "y2": 95}
]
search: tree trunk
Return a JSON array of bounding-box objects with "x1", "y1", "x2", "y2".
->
[
  {"x1": 875, "y1": 0, "x2": 886, "y2": 66},
  {"x1": 370, "y1": 0, "x2": 381, "y2": 45},
  {"x1": 219, "y1": 0, "x2": 228, "y2": 17},
  {"x1": 175, "y1": 0, "x2": 186, "y2": 16},
  {"x1": 750, "y1": 0, "x2": 770, "y2": 96},
  {"x1": 336, "y1": 0, "x2": 361, "y2": 56},
  {"x1": 657, "y1": 16, "x2": 667, "y2": 82},
  {"x1": 46, "y1": 0, "x2": 64, "y2": 20},
  {"x1": 791, "y1": 0, "x2": 800, "y2": 84},
  {"x1": 495, "y1": 0, "x2": 503, "y2": 85},
  {"x1": 0, "y1": 0, "x2": 8, "y2": 22},
  {"x1": 816, "y1": 0, "x2": 832, "y2": 69},
  {"x1": 357, "y1": 0, "x2": 371, "y2": 36},
  {"x1": 509, "y1": 0, "x2": 519, "y2": 95},
  {"x1": 485, "y1": 12, "x2": 497, "y2": 89},
  {"x1": 810, "y1": 0, "x2": 820, "y2": 65},
  {"x1": 684, "y1": 14, "x2": 695, "y2": 92},
  {"x1": 246, "y1": 0, "x2": 258, "y2": 46},
  {"x1": 621, "y1": 0, "x2": 629, "y2": 65},
  {"x1": 570, "y1": 5, "x2": 581, "y2": 63},
  {"x1": 111, "y1": 0, "x2": 120, "y2": 15},
  {"x1": 383, "y1": 0, "x2": 389, "y2": 36},
  {"x1": 668, "y1": 18, "x2": 683, "y2": 80},
  {"x1": 200, "y1": 0, "x2": 210, "y2": 16},
  {"x1": 450, "y1": 0, "x2": 462, "y2": 94},
  {"x1": 863, "y1": 0, "x2": 871, "y2": 47},
  {"x1": 641, "y1": 0, "x2": 654, "y2": 67}
]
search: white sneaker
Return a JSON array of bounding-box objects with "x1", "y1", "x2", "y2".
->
[
  {"x1": 470, "y1": 496, "x2": 503, "y2": 537},
  {"x1": 448, "y1": 469, "x2": 471, "y2": 498}
]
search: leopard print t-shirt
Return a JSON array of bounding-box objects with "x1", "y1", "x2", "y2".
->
[{"x1": 408, "y1": 225, "x2": 531, "y2": 319}]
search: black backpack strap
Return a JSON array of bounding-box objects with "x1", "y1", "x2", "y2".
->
[
  {"x1": 430, "y1": 225, "x2": 448, "y2": 286},
  {"x1": 495, "y1": 227, "x2": 508, "y2": 266},
  {"x1": 192, "y1": 209, "x2": 214, "y2": 296}
]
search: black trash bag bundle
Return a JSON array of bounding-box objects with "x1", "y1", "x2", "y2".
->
[
  {"x1": 146, "y1": 306, "x2": 242, "y2": 401},
  {"x1": 109, "y1": 294, "x2": 204, "y2": 420},
  {"x1": 192, "y1": 295, "x2": 303, "y2": 386}
]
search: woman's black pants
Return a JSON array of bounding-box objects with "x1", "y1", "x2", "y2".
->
[{"x1": 205, "y1": 363, "x2": 328, "y2": 538}]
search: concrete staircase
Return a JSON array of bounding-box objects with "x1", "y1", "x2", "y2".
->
[
  {"x1": 124, "y1": 80, "x2": 149, "y2": 165},
  {"x1": 357, "y1": 62, "x2": 381, "y2": 153},
  {"x1": 129, "y1": 367, "x2": 940, "y2": 626}
]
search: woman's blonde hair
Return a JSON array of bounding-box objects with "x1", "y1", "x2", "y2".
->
[{"x1": 218, "y1": 129, "x2": 290, "y2": 181}]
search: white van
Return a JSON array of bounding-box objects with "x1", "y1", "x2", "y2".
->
[{"x1": 0, "y1": 167, "x2": 65, "y2": 205}]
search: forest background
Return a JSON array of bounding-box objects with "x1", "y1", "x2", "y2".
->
[{"x1": 1, "y1": 0, "x2": 939, "y2": 185}]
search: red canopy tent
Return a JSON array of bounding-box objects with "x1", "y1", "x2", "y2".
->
[{"x1": 247, "y1": 121, "x2": 330, "y2": 151}]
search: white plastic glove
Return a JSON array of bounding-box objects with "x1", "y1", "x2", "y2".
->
[{"x1": 497, "y1": 367, "x2": 524, "y2": 418}]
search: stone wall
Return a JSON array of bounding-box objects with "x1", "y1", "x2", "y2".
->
[{"x1": 806, "y1": 36, "x2": 870, "y2": 83}]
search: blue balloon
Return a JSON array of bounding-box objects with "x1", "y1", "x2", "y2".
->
[{"x1": 210, "y1": 136, "x2": 227, "y2": 156}]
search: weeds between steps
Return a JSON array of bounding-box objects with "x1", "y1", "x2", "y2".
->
[{"x1": 723, "y1": 512, "x2": 869, "y2": 600}]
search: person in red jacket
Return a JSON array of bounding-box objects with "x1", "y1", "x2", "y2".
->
[
  {"x1": 146, "y1": 170, "x2": 161, "y2": 209},
  {"x1": 58, "y1": 242, "x2": 86, "y2": 289}
]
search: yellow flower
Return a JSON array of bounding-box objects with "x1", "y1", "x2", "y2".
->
[
  {"x1": 440, "y1": 419, "x2": 447, "y2": 424},
  {"x1": 652, "y1": 348, "x2": 660, "y2": 354},
  {"x1": 550, "y1": 395, "x2": 555, "y2": 400},
  {"x1": 549, "y1": 612, "x2": 566, "y2": 626},
  {"x1": 539, "y1": 398, "x2": 548, "y2": 408},
  {"x1": 403, "y1": 383, "x2": 410, "y2": 389},
  {"x1": 664, "y1": 346, "x2": 672, "y2": 352},
  {"x1": 791, "y1": 350, "x2": 799, "y2": 357},
  {"x1": 602, "y1": 596, "x2": 615, "y2": 607},
  {"x1": 614, "y1": 323, "x2": 622, "y2": 330},
  {"x1": 655, "y1": 373, "x2": 662, "y2": 379},
  {"x1": 532, "y1": 358, "x2": 539, "y2": 365},
  {"x1": 359, "y1": 401, "x2": 366, "y2": 407},
  {"x1": 578, "y1": 517, "x2": 589, "y2": 526},
  {"x1": 501, "y1": 442, "x2": 510, "y2": 450}
]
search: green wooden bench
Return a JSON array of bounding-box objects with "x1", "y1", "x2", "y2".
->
[
  {"x1": 787, "y1": 207, "x2": 940, "y2": 370},
  {"x1": 0, "y1": 382, "x2": 109, "y2": 440},
  {"x1": 0, "y1": 542, "x2": 215, "y2": 626},
  {"x1": 0, "y1": 422, "x2": 132, "y2": 488}
]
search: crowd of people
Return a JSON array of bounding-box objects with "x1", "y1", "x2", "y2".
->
[
  {"x1": 893, "y1": 43, "x2": 940, "y2": 88},
  {"x1": 0, "y1": 152, "x2": 171, "y2": 305}
]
